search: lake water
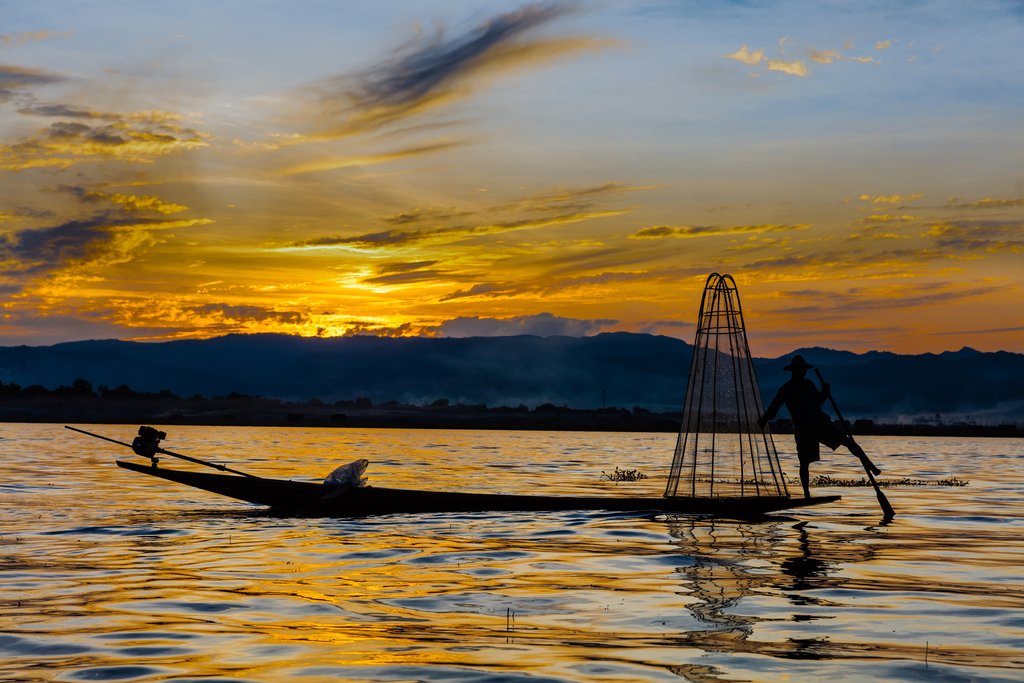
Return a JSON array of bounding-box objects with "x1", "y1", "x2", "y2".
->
[{"x1": 1, "y1": 424, "x2": 1022, "y2": 682}]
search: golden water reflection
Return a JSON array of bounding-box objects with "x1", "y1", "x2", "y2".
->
[{"x1": 2, "y1": 425, "x2": 1023, "y2": 681}]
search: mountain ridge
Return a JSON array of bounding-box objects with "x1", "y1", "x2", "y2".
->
[{"x1": 2, "y1": 332, "x2": 1022, "y2": 421}]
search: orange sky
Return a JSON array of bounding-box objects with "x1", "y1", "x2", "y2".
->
[{"x1": 2, "y1": 2, "x2": 1022, "y2": 354}]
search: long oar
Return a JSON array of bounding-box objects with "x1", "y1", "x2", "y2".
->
[
  {"x1": 812, "y1": 371, "x2": 894, "y2": 519},
  {"x1": 65, "y1": 425, "x2": 259, "y2": 478}
]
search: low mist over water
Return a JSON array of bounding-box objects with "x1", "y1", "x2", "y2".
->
[{"x1": 2, "y1": 425, "x2": 1022, "y2": 681}]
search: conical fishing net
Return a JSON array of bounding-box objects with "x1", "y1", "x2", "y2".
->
[{"x1": 665, "y1": 273, "x2": 789, "y2": 499}]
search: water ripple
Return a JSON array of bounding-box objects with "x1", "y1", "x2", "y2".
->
[{"x1": 2, "y1": 426, "x2": 1022, "y2": 682}]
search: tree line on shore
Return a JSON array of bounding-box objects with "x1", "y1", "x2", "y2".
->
[{"x1": 2, "y1": 376, "x2": 1020, "y2": 437}]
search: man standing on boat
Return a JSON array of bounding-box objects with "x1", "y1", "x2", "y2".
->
[{"x1": 758, "y1": 355, "x2": 880, "y2": 499}]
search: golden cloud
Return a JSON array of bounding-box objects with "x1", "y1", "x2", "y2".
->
[
  {"x1": 52, "y1": 295, "x2": 313, "y2": 339},
  {"x1": 766, "y1": 59, "x2": 808, "y2": 76},
  {"x1": 283, "y1": 138, "x2": 465, "y2": 175},
  {"x1": 947, "y1": 197, "x2": 1024, "y2": 210},
  {"x1": 294, "y1": 209, "x2": 629, "y2": 250},
  {"x1": 862, "y1": 214, "x2": 915, "y2": 223},
  {"x1": 859, "y1": 193, "x2": 924, "y2": 204},
  {"x1": 771, "y1": 282, "x2": 1007, "y2": 317},
  {"x1": 0, "y1": 117, "x2": 206, "y2": 171},
  {"x1": 0, "y1": 64, "x2": 65, "y2": 88},
  {"x1": 725, "y1": 45, "x2": 764, "y2": 66},
  {"x1": 631, "y1": 223, "x2": 809, "y2": 239},
  {"x1": 808, "y1": 49, "x2": 841, "y2": 64},
  {"x1": 307, "y1": 2, "x2": 610, "y2": 139},
  {"x1": 0, "y1": 30, "x2": 69, "y2": 48},
  {"x1": 84, "y1": 191, "x2": 188, "y2": 215}
]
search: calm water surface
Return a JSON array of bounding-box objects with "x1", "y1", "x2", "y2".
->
[{"x1": 1, "y1": 424, "x2": 1022, "y2": 682}]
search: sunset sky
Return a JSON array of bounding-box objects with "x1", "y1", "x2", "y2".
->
[{"x1": 2, "y1": 0, "x2": 1022, "y2": 354}]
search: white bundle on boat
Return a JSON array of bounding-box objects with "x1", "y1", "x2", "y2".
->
[{"x1": 324, "y1": 458, "x2": 370, "y2": 488}]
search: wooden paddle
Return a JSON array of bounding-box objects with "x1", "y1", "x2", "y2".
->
[
  {"x1": 813, "y1": 370, "x2": 894, "y2": 519},
  {"x1": 65, "y1": 425, "x2": 259, "y2": 478}
]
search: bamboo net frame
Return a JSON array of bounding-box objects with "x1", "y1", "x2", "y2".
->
[{"x1": 665, "y1": 273, "x2": 789, "y2": 499}]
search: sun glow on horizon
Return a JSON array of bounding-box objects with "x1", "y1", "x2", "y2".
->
[{"x1": 1, "y1": 2, "x2": 1021, "y2": 354}]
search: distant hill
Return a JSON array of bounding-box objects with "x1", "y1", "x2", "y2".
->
[{"x1": 1, "y1": 333, "x2": 1021, "y2": 421}]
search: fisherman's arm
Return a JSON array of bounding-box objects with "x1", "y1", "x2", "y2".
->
[{"x1": 758, "y1": 387, "x2": 786, "y2": 428}]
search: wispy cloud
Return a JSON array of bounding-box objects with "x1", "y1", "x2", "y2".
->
[
  {"x1": 438, "y1": 263, "x2": 709, "y2": 303},
  {"x1": 859, "y1": 193, "x2": 924, "y2": 204},
  {"x1": 0, "y1": 64, "x2": 65, "y2": 88},
  {"x1": 808, "y1": 49, "x2": 841, "y2": 64},
  {"x1": 0, "y1": 31, "x2": 69, "y2": 48},
  {"x1": 860, "y1": 214, "x2": 915, "y2": 223},
  {"x1": 17, "y1": 102, "x2": 121, "y2": 119},
  {"x1": 631, "y1": 223, "x2": 809, "y2": 239},
  {"x1": 70, "y1": 298, "x2": 312, "y2": 339},
  {"x1": 0, "y1": 64, "x2": 65, "y2": 103},
  {"x1": 185, "y1": 303, "x2": 308, "y2": 326},
  {"x1": 946, "y1": 197, "x2": 1024, "y2": 210},
  {"x1": 308, "y1": 1, "x2": 608, "y2": 137},
  {"x1": 1, "y1": 214, "x2": 121, "y2": 276},
  {"x1": 725, "y1": 45, "x2": 764, "y2": 66},
  {"x1": 771, "y1": 282, "x2": 1009, "y2": 317},
  {"x1": 362, "y1": 260, "x2": 456, "y2": 285},
  {"x1": 766, "y1": 59, "x2": 807, "y2": 77},
  {"x1": 288, "y1": 181, "x2": 637, "y2": 250},
  {"x1": 60, "y1": 185, "x2": 188, "y2": 214},
  {"x1": 381, "y1": 207, "x2": 474, "y2": 225},
  {"x1": 433, "y1": 311, "x2": 617, "y2": 337},
  {"x1": 282, "y1": 138, "x2": 465, "y2": 175},
  {"x1": 726, "y1": 37, "x2": 889, "y2": 78},
  {"x1": 1, "y1": 185, "x2": 209, "y2": 288},
  {"x1": 927, "y1": 219, "x2": 1024, "y2": 253},
  {"x1": 295, "y1": 209, "x2": 627, "y2": 249},
  {"x1": 0, "y1": 213, "x2": 212, "y2": 281},
  {"x1": 0, "y1": 112, "x2": 206, "y2": 171},
  {"x1": 509, "y1": 181, "x2": 643, "y2": 212},
  {"x1": 931, "y1": 324, "x2": 1024, "y2": 336}
]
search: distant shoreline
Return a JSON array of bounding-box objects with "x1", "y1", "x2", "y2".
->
[{"x1": 3, "y1": 394, "x2": 1020, "y2": 438}]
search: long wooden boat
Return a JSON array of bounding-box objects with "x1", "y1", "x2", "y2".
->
[{"x1": 116, "y1": 460, "x2": 839, "y2": 518}]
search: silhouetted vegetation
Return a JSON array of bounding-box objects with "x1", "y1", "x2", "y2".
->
[
  {"x1": 0, "y1": 378, "x2": 1021, "y2": 435},
  {"x1": 802, "y1": 475, "x2": 970, "y2": 488},
  {"x1": 600, "y1": 467, "x2": 649, "y2": 482}
]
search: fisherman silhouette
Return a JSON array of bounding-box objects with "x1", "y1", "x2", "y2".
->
[{"x1": 758, "y1": 355, "x2": 880, "y2": 499}]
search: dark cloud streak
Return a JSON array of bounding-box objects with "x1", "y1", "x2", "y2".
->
[
  {"x1": 435, "y1": 311, "x2": 616, "y2": 338},
  {"x1": 0, "y1": 213, "x2": 121, "y2": 276},
  {"x1": 188, "y1": 303, "x2": 308, "y2": 325},
  {"x1": 17, "y1": 102, "x2": 120, "y2": 119},
  {"x1": 0, "y1": 64, "x2": 65, "y2": 89},
  {"x1": 351, "y1": 2, "x2": 575, "y2": 109},
  {"x1": 312, "y1": 1, "x2": 587, "y2": 136},
  {"x1": 296, "y1": 209, "x2": 621, "y2": 249}
]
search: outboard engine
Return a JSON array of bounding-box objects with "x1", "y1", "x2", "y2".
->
[{"x1": 132, "y1": 425, "x2": 166, "y2": 464}]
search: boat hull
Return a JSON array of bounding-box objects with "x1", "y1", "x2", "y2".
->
[{"x1": 115, "y1": 460, "x2": 839, "y2": 517}]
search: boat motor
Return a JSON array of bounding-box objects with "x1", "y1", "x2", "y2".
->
[{"x1": 132, "y1": 425, "x2": 166, "y2": 464}]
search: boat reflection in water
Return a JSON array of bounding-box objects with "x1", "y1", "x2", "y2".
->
[
  {"x1": 4, "y1": 426, "x2": 1024, "y2": 682},
  {"x1": 660, "y1": 515, "x2": 974, "y2": 679},
  {"x1": 663, "y1": 516, "x2": 888, "y2": 675}
]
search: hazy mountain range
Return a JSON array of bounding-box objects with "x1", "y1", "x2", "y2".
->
[{"x1": 1, "y1": 333, "x2": 1021, "y2": 421}]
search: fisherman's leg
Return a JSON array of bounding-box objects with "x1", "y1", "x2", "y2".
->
[
  {"x1": 799, "y1": 461, "x2": 811, "y2": 499},
  {"x1": 842, "y1": 434, "x2": 881, "y2": 475}
]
